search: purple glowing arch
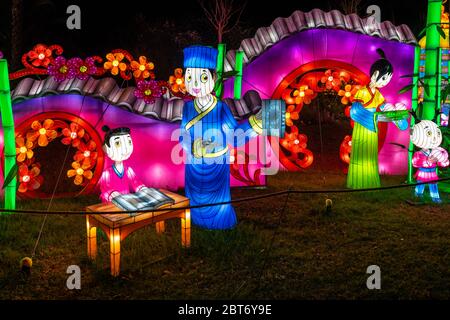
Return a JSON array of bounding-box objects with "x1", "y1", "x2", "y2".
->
[{"x1": 224, "y1": 28, "x2": 416, "y2": 175}]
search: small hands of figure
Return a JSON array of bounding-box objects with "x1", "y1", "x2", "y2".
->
[
  {"x1": 193, "y1": 138, "x2": 217, "y2": 158},
  {"x1": 382, "y1": 103, "x2": 396, "y2": 111},
  {"x1": 394, "y1": 102, "x2": 407, "y2": 111},
  {"x1": 431, "y1": 147, "x2": 450, "y2": 167},
  {"x1": 136, "y1": 185, "x2": 147, "y2": 192},
  {"x1": 110, "y1": 191, "x2": 121, "y2": 200},
  {"x1": 255, "y1": 109, "x2": 263, "y2": 121},
  {"x1": 383, "y1": 102, "x2": 407, "y2": 111}
]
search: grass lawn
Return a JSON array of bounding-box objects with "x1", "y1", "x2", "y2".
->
[{"x1": 0, "y1": 170, "x2": 449, "y2": 300}]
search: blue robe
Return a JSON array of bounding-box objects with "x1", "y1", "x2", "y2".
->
[{"x1": 180, "y1": 98, "x2": 258, "y2": 230}]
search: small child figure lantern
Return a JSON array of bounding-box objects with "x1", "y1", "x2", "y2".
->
[
  {"x1": 98, "y1": 126, "x2": 146, "y2": 203},
  {"x1": 411, "y1": 120, "x2": 449, "y2": 203}
]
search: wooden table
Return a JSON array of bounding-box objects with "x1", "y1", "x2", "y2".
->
[{"x1": 85, "y1": 189, "x2": 190, "y2": 277}]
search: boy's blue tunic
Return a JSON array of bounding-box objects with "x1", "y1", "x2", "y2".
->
[{"x1": 180, "y1": 97, "x2": 258, "y2": 230}]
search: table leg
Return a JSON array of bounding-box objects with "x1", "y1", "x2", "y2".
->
[
  {"x1": 110, "y1": 228, "x2": 121, "y2": 277},
  {"x1": 156, "y1": 221, "x2": 165, "y2": 234},
  {"x1": 181, "y1": 209, "x2": 191, "y2": 248},
  {"x1": 86, "y1": 216, "x2": 97, "y2": 260}
]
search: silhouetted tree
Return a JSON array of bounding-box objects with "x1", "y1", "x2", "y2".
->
[
  {"x1": 133, "y1": 13, "x2": 203, "y2": 78},
  {"x1": 334, "y1": 0, "x2": 363, "y2": 15},
  {"x1": 197, "y1": 0, "x2": 246, "y2": 44}
]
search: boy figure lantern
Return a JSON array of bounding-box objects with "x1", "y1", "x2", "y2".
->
[
  {"x1": 411, "y1": 120, "x2": 449, "y2": 203},
  {"x1": 99, "y1": 126, "x2": 146, "y2": 203},
  {"x1": 180, "y1": 45, "x2": 283, "y2": 230},
  {"x1": 347, "y1": 49, "x2": 409, "y2": 189}
]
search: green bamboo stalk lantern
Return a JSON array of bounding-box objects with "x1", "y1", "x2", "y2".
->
[
  {"x1": 423, "y1": 0, "x2": 443, "y2": 120},
  {"x1": 215, "y1": 43, "x2": 226, "y2": 99},
  {"x1": 233, "y1": 51, "x2": 244, "y2": 100},
  {"x1": 0, "y1": 59, "x2": 16, "y2": 211},
  {"x1": 408, "y1": 46, "x2": 422, "y2": 183}
]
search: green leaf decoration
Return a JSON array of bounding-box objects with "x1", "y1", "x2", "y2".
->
[
  {"x1": 2, "y1": 163, "x2": 18, "y2": 190},
  {"x1": 423, "y1": 83, "x2": 431, "y2": 97},
  {"x1": 400, "y1": 74, "x2": 420, "y2": 79},
  {"x1": 418, "y1": 27, "x2": 428, "y2": 38},
  {"x1": 437, "y1": 25, "x2": 447, "y2": 39},
  {"x1": 398, "y1": 84, "x2": 415, "y2": 94},
  {"x1": 222, "y1": 71, "x2": 239, "y2": 78},
  {"x1": 441, "y1": 85, "x2": 450, "y2": 103}
]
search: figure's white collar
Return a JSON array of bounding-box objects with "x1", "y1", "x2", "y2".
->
[
  {"x1": 194, "y1": 95, "x2": 217, "y2": 114},
  {"x1": 195, "y1": 95, "x2": 215, "y2": 112}
]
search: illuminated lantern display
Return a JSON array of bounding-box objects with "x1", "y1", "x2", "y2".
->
[
  {"x1": 222, "y1": 9, "x2": 416, "y2": 175},
  {"x1": 411, "y1": 120, "x2": 449, "y2": 203},
  {"x1": 347, "y1": 49, "x2": 409, "y2": 189},
  {"x1": 98, "y1": 126, "x2": 146, "y2": 203},
  {"x1": 2, "y1": 9, "x2": 418, "y2": 200},
  {"x1": 179, "y1": 45, "x2": 266, "y2": 230}
]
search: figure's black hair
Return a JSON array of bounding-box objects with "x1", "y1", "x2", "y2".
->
[
  {"x1": 102, "y1": 125, "x2": 130, "y2": 147},
  {"x1": 208, "y1": 68, "x2": 218, "y2": 80},
  {"x1": 370, "y1": 48, "x2": 394, "y2": 81}
]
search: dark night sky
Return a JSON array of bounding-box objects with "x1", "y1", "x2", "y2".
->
[{"x1": 0, "y1": 0, "x2": 429, "y2": 78}]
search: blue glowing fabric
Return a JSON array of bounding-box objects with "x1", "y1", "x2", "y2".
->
[
  {"x1": 180, "y1": 100, "x2": 257, "y2": 230},
  {"x1": 183, "y1": 46, "x2": 218, "y2": 69},
  {"x1": 350, "y1": 102, "x2": 377, "y2": 132}
]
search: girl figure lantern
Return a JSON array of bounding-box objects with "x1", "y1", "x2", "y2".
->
[
  {"x1": 98, "y1": 126, "x2": 146, "y2": 203},
  {"x1": 180, "y1": 45, "x2": 264, "y2": 230},
  {"x1": 411, "y1": 120, "x2": 449, "y2": 203},
  {"x1": 347, "y1": 49, "x2": 409, "y2": 189}
]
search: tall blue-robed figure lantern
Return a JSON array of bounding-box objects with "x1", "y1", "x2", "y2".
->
[{"x1": 179, "y1": 45, "x2": 285, "y2": 230}]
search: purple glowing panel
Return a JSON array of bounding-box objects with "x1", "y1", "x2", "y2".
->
[
  {"x1": 224, "y1": 29, "x2": 416, "y2": 175},
  {"x1": 0, "y1": 94, "x2": 265, "y2": 194}
]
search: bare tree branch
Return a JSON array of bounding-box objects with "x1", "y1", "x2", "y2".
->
[
  {"x1": 197, "y1": 0, "x2": 246, "y2": 44},
  {"x1": 334, "y1": 0, "x2": 363, "y2": 15}
]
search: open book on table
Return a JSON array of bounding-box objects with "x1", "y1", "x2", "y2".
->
[{"x1": 111, "y1": 187, "x2": 175, "y2": 213}]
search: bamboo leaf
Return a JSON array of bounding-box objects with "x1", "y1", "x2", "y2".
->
[
  {"x1": 400, "y1": 74, "x2": 420, "y2": 79},
  {"x1": 437, "y1": 25, "x2": 447, "y2": 39},
  {"x1": 423, "y1": 83, "x2": 431, "y2": 96},
  {"x1": 441, "y1": 86, "x2": 450, "y2": 102},
  {"x1": 418, "y1": 27, "x2": 428, "y2": 38},
  {"x1": 222, "y1": 71, "x2": 239, "y2": 78},
  {"x1": 417, "y1": 102, "x2": 424, "y2": 119},
  {"x1": 1, "y1": 163, "x2": 18, "y2": 190},
  {"x1": 398, "y1": 84, "x2": 415, "y2": 94}
]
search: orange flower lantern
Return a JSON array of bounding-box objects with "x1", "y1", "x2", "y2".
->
[
  {"x1": 130, "y1": 56, "x2": 155, "y2": 80},
  {"x1": 26, "y1": 119, "x2": 57, "y2": 147},
  {"x1": 104, "y1": 52, "x2": 127, "y2": 76},
  {"x1": 67, "y1": 161, "x2": 93, "y2": 186},
  {"x1": 62, "y1": 122, "x2": 85, "y2": 147},
  {"x1": 15, "y1": 136, "x2": 34, "y2": 162},
  {"x1": 168, "y1": 68, "x2": 186, "y2": 93}
]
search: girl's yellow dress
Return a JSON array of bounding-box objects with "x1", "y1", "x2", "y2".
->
[{"x1": 347, "y1": 86, "x2": 385, "y2": 189}]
